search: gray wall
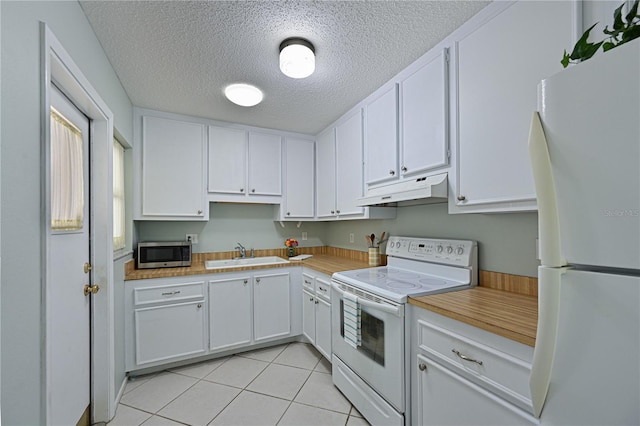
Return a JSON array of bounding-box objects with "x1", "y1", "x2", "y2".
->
[
  {"x1": 1, "y1": 1, "x2": 132, "y2": 424},
  {"x1": 138, "y1": 203, "x2": 539, "y2": 277},
  {"x1": 137, "y1": 203, "x2": 327, "y2": 253}
]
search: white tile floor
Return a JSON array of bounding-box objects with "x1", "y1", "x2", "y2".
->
[{"x1": 110, "y1": 343, "x2": 370, "y2": 426}]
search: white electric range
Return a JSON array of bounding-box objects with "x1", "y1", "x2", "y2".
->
[{"x1": 331, "y1": 236, "x2": 478, "y2": 426}]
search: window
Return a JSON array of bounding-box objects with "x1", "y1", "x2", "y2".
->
[
  {"x1": 113, "y1": 139, "x2": 125, "y2": 250},
  {"x1": 50, "y1": 107, "x2": 84, "y2": 231}
]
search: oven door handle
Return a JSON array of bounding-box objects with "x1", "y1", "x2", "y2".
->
[{"x1": 332, "y1": 282, "x2": 403, "y2": 317}]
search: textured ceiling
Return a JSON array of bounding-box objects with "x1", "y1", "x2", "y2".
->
[{"x1": 79, "y1": 1, "x2": 490, "y2": 135}]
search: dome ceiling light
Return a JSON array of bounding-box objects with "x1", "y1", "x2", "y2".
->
[
  {"x1": 279, "y1": 38, "x2": 315, "y2": 79},
  {"x1": 224, "y1": 83, "x2": 263, "y2": 107}
]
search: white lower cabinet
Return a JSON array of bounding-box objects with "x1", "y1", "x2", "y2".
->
[
  {"x1": 126, "y1": 268, "x2": 300, "y2": 372},
  {"x1": 301, "y1": 269, "x2": 332, "y2": 360},
  {"x1": 254, "y1": 272, "x2": 291, "y2": 341},
  {"x1": 410, "y1": 305, "x2": 537, "y2": 426},
  {"x1": 209, "y1": 276, "x2": 252, "y2": 351},
  {"x1": 126, "y1": 278, "x2": 207, "y2": 370}
]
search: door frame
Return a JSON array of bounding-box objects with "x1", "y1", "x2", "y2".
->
[{"x1": 41, "y1": 23, "x2": 115, "y2": 423}]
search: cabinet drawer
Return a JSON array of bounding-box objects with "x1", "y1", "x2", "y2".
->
[
  {"x1": 417, "y1": 319, "x2": 533, "y2": 413},
  {"x1": 134, "y1": 281, "x2": 205, "y2": 307},
  {"x1": 315, "y1": 277, "x2": 331, "y2": 302},
  {"x1": 302, "y1": 273, "x2": 315, "y2": 292}
]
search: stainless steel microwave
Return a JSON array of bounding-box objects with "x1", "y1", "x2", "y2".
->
[{"x1": 136, "y1": 241, "x2": 192, "y2": 269}]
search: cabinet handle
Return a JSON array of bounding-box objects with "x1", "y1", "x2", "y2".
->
[
  {"x1": 240, "y1": 188, "x2": 244, "y2": 193},
  {"x1": 331, "y1": 210, "x2": 335, "y2": 214},
  {"x1": 161, "y1": 291, "x2": 181, "y2": 296},
  {"x1": 315, "y1": 300, "x2": 319, "y2": 305},
  {"x1": 389, "y1": 170, "x2": 395, "y2": 176},
  {"x1": 243, "y1": 280, "x2": 248, "y2": 285},
  {"x1": 197, "y1": 303, "x2": 202, "y2": 308},
  {"x1": 401, "y1": 166, "x2": 408, "y2": 172},
  {"x1": 197, "y1": 210, "x2": 202, "y2": 214},
  {"x1": 318, "y1": 286, "x2": 325, "y2": 292},
  {"x1": 287, "y1": 212, "x2": 291, "y2": 216},
  {"x1": 304, "y1": 280, "x2": 312, "y2": 285},
  {"x1": 457, "y1": 195, "x2": 466, "y2": 201},
  {"x1": 452, "y1": 349, "x2": 483, "y2": 365},
  {"x1": 336, "y1": 210, "x2": 340, "y2": 214},
  {"x1": 251, "y1": 188, "x2": 256, "y2": 193},
  {"x1": 256, "y1": 278, "x2": 261, "y2": 283},
  {"x1": 419, "y1": 363, "x2": 427, "y2": 371},
  {"x1": 309, "y1": 297, "x2": 314, "y2": 302}
]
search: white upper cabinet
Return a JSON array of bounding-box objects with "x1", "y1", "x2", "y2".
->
[
  {"x1": 400, "y1": 48, "x2": 449, "y2": 177},
  {"x1": 450, "y1": 0, "x2": 576, "y2": 213},
  {"x1": 364, "y1": 48, "x2": 449, "y2": 192},
  {"x1": 317, "y1": 111, "x2": 396, "y2": 221},
  {"x1": 208, "y1": 126, "x2": 282, "y2": 202},
  {"x1": 208, "y1": 126, "x2": 246, "y2": 194},
  {"x1": 316, "y1": 128, "x2": 338, "y2": 218},
  {"x1": 135, "y1": 111, "x2": 208, "y2": 220},
  {"x1": 365, "y1": 84, "x2": 398, "y2": 186},
  {"x1": 335, "y1": 111, "x2": 366, "y2": 217},
  {"x1": 279, "y1": 138, "x2": 315, "y2": 220}
]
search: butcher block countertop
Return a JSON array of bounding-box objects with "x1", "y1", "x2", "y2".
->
[{"x1": 409, "y1": 271, "x2": 539, "y2": 347}]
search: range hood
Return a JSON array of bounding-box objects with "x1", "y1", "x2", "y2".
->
[{"x1": 356, "y1": 173, "x2": 448, "y2": 207}]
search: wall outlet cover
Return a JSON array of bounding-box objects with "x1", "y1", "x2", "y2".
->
[
  {"x1": 186, "y1": 234, "x2": 198, "y2": 244},
  {"x1": 349, "y1": 233, "x2": 355, "y2": 243}
]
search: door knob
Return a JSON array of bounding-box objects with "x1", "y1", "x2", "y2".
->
[{"x1": 84, "y1": 284, "x2": 100, "y2": 296}]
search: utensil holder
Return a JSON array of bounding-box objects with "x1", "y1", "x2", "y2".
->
[{"x1": 368, "y1": 247, "x2": 380, "y2": 266}]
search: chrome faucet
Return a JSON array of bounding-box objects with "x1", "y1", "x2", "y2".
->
[{"x1": 235, "y1": 242, "x2": 246, "y2": 258}]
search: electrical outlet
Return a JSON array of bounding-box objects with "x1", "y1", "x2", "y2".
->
[
  {"x1": 186, "y1": 234, "x2": 198, "y2": 244},
  {"x1": 302, "y1": 231, "x2": 308, "y2": 241},
  {"x1": 349, "y1": 233, "x2": 355, "y2": 243}
]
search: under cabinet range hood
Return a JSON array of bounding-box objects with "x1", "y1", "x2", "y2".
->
[{"x1": 357, "y1": 173, "x2": 448, "y2": 207}]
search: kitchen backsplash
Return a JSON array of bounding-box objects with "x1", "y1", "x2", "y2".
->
[{"x1": 136, "y1": 202, "x2": 538, "y2": 277}]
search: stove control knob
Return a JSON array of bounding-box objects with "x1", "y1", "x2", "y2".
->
[
  {"x1": 456, "y1": 246, "x2": 464, "y2": 255},
  {"x1": 436, "y1": 245, "x2": 443, "y2": 253},
  {"x1": 389, "y1": 242, "x2": 395, "y2": 249},
  {"x1": 446, "y1": 246, "x2": 453, "y2": 254}
]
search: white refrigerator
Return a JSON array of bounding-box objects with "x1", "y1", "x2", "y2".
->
[{"x1": 528, "y1": 37, "x2": 639, "y2": 425}]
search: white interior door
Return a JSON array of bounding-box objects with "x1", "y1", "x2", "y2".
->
[{"x1": 49, "y1": 85, "x2": 91, "y2": 425}]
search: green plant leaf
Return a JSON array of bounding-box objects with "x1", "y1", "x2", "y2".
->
[
  {"x1": 626, "y1": 0, "x2": 639, "y2": 24},
  {"x1": 602, "y1": 41, "x2": 616, "y2": 51},
  {"x1": 613, "y1": 3, "x2": 626, "y2": 30},
  {"x1": 561, "y1": 50, "x2": 571, "y2": 68},
  {"x1": 620, "y1": 25, "x2": 640, "y2": 43}
]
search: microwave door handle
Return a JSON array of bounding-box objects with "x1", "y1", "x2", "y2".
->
[{"x1": 331, "y1": 282, "x2": 403, "y2": 317}]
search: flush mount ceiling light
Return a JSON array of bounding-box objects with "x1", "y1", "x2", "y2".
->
[
  {"x1": 224, "y1": 83, "x2": 263, "y2": 107},
  {"x1": 279, "y1": 38, "x2": 315, "y2": 79}
]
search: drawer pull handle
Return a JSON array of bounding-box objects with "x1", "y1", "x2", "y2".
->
[
  {"x1": 161, "y1": 291, "x2": 181, "y2": 296},
  {"x1": 452, "y1": 349, "x2": 483, "y2": 365},
  {"x1": 318, "y1": 286, "x2": 325, "y2": 291},
  {"x1": 418, "y1": 363, "x2": 427, "y2": 371}
]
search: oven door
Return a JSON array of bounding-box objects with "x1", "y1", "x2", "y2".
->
[{"x1": 331, "y1": 280, "x2": 405, "y2": 412}]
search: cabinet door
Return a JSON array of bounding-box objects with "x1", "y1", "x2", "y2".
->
[
  {"x1": 316, "y1": 129, "x2": 337, "y2": 218},
  {"x1": 209, "y1": 277, "x2": 252, "y2": 351},
  {"x1": 248, "y1": 132, "x2": 282, "y2": 196},
  {"x1": 335, "y1": 111, "x2": 365, "y2": 216},
  {"x1": 254, "y1": 273, "x2": 291, "y2": 341},
  {"x1": 284, "y1": 138, "x2": 315, "y2": 218},
  {"x1": 454, "y1": 1, "x2": 574, "y2": 211},
  {"x1": 142, "y1": 116, "x2": 206, "y2": 218},
  {"x1": 208, "y1": 126, "x2": 246, "y2": 195},
  {"x1": 365, "y1": 85, "x2": 398, "y2": 186},
  {"x1": 134, "y1": 301, "x2": 206, "y2": 366},
  {"x1": 315, "y1": 296, "x2": 332, "y2": 361},
  {"x1": 416, "y1": 355, "x2": 536, "y2": 425},
  {"x1": 302, "y1": 290, "x2": 316, "y2": 344},
  {"x1": 401, "y1": 49, "x2": 448, "y2": 177}
]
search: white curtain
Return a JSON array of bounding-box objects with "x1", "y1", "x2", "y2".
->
[
  {"x1": 50, "y1": 108, "x2": 84, "y2": 231},
  {"x1": 113, "y1": 139, "x2": 126, "y2": 250}
]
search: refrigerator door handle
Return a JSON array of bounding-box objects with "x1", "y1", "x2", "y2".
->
[
  {"x1": 529, "y1": 266, "x2": 565, "y2": 417},
  {"x1": 528, "y1": 111, "x2": 566, "y2": 267}
]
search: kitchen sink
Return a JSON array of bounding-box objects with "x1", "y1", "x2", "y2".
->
[{"x1": 204, "y1": 256, "x2": 290, "y2": 270}]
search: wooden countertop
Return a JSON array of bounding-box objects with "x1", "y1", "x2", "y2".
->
[
  {"x1": 289, "y1": 254, "x2": 370, "y2": 276},
  {"x1": 409, "y1": 284, "x2": 538, "y2": 347}
]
